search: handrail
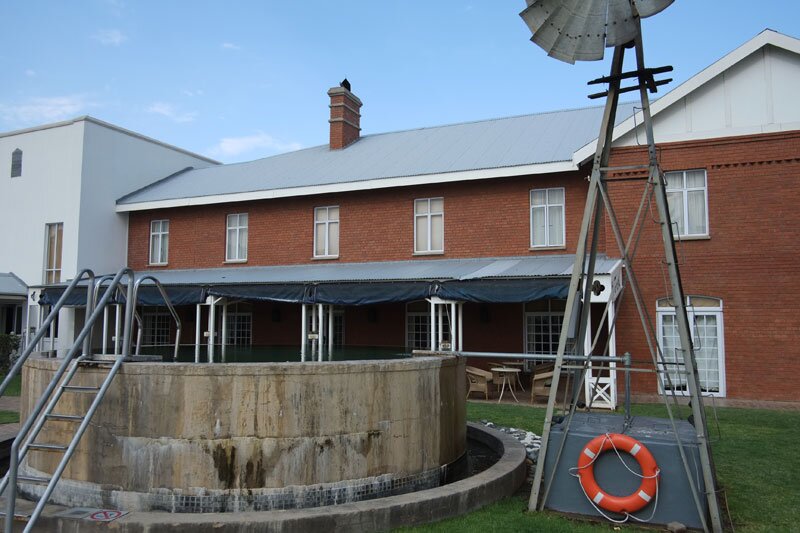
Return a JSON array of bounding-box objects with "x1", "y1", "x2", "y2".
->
[
  {"x1": 92, "y1": 277, "x2": 144, "y2": 357},
  {"x1": 130, "y1": 275, "x2": 182, "y2": 361},
  {"x1": 3, "y1": 268, "x2": 134, "y2": 533},
  {"x1": 0, "y1": 269, "x2": 95, "y2": 398}
]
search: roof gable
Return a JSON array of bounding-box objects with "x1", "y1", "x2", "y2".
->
[{"x1": 573, "y1": 29, "x2": 800, "y2": 163}]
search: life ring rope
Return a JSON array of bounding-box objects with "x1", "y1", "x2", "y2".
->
[{"x1": 569, "y1": 433, "x2": 661, "y2": 524}]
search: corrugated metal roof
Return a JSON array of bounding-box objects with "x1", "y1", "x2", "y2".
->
[
  {"x1": 118, "y1": 103, "x2": 636, "y2": 205},
  {"x1": 131, "y1": 255, "x2": 620, "y2": 286},
  {"x1": 0, "y1": 272, "x2": 27, "y2": 298}
]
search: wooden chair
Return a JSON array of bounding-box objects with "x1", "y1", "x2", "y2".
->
[
  {"x1": 466, "y1": 366, "x2": 494, "y2": 400},
  {"x1": 529, "y1": 362, "x2": 556, "y2": 404}
]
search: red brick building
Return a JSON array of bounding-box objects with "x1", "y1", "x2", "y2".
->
[{"x1": 115, "y1": 30, "x2": 800, "y2": 405}]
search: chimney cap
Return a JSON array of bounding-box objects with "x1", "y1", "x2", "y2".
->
[{"x1": 340, "y1": 78, "x2": 351, "y2": 91}]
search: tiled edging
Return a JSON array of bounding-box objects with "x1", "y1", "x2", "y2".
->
[{"x1": 31, "y1": 422, "x2": 527, "y2": 532}]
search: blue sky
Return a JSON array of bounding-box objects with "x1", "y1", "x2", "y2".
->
[{"x1": 2, "y1": 1, "x2": 799, "y2": 163}]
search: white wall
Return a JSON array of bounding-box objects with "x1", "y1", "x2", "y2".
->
[
  {"x1": 0, "y1": 122, "x2": 85, "y2": 286},
  {"x1": 616, "y1": 44, "x2": 800, "y2": 146},
  {"x1": 78, "y1": 121, "x2": 215, "y2": 276}
]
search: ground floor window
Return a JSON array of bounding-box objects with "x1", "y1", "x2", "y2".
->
[
  {"x1": 524, "y1": 299, "x2": 569, "y2": 358},
  {"x1": 142, "y1": 312, "x2": 170, "y2": 347},
  {"x1": 657, "y1": 296, "x2": 724, "y2": 395},
  {"x1": 406, "y1": 301, "x2": 430, "y2": 350},
  {"x1": 305, "y1": 306, "x2": 344, "y2": 347},
  {"x1": 226, "y1": 313, "x2": 253, "y2": 346}
]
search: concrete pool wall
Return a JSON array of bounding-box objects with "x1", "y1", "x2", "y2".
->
[{"x1": 19, "y1": 355, "x2": 466, "y2": 511}]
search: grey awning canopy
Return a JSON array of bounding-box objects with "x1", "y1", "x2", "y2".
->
[
  {"x1": 37, "y1": 255, "x2": 620, "y2": 306},
  {"x1": 0, "y1": 273, "x2": 27, "y2": 300}
]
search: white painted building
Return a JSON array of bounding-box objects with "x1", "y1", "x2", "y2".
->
[{"x1": 0, "y1": 116, "x2": 216, "y2": 351}]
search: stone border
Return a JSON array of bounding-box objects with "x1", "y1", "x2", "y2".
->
[{"x1": 30, "y1": 422, "x2": 527, "y2": 532}]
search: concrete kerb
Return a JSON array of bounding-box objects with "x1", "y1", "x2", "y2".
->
[{"x1": 16, "y1": 422, "x2": 527, "y2": 532}]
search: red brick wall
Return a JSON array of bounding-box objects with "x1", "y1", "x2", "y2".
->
[
  {"x1": 604, "y1": 131, "x2": 800, "y2": 402},
  {"x1": 127, "y1": 171, "x2": 590, "y2": 270}
]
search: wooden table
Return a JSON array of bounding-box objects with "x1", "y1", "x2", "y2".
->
[{"x1": 492, "y1": 367, "x2": 521, "y2": 403}]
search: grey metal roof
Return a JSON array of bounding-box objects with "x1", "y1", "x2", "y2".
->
[
  {"x1": 0, "y1": 272, "x2": 27, "y2": 298},
  {"x1": 118, "y1": 103, "x2": 636, "y2": 205},
  {"x1": 131, "y1": 255, "x2": 620, "y2": 286}
]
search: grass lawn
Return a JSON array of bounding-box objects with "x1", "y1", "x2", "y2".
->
[
  {"x1": 0, "y1": 374, "x2": 21, "y2": 396},
  {"x1": 403, "y1": 402, "x2": 800, "y2": 533},
  {"x1": 0, "y1": 410, "x2": 19, "y2": 424}
]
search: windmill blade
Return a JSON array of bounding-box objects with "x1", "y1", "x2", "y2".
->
[{"x1": 520, "y1": 0, "x2": 674, "y2": 63}]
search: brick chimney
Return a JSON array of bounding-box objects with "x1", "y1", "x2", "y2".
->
[{"x1": 328, "y1": 79, "x2": 362, "y2": 149}]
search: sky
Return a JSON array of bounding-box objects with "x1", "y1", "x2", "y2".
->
[{"x1": 2, "y1": 1, "x2": 799, "y2": 164}]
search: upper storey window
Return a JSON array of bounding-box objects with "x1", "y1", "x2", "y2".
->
[
  {"x1": 10, "y1": 149, "x2": 22, "y2": 178},
  {"x1": 530, "y1": 188, "x2": 565, "y2": 248},
  {"x1": 149, "y1": 220, "x2": 169, "y2": 265},
  {"x1": 43, "y1": 223, "x2": 63, "y2": 284},
  {"x1": 314, "y1": 206, "x2": 339, "y2": 258},
  {"x1": 414, "y1": 198, "x2": 444, "y2": 254},
  {"x1": 665, "y1": 170, "x2": 708, "y2": 237},
  {"x1": 226, "y1": 213, "x2": 248, "y2": 262}
]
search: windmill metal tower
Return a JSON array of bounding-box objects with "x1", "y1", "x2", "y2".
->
[{"x1": 519, "y1": 1, "x2": 724, "y2": 531}]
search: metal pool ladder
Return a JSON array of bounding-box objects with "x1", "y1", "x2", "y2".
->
[{"x1": 0, "y1": 269, "x2": 181, "y2": 533}]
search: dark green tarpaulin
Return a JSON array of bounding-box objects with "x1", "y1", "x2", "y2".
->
[
  {"x1": 311, "y1": 282, "x2": 434, "y2": 305},
  {"x1": 207, "y1": 284, "x2": 308, "y2": 303},
  {"x1": 38, "y1": 286, "x2": 207, "y2": 307},
  {"x1": 435, "y1": 278, "x2": 569, "y2": 303}
]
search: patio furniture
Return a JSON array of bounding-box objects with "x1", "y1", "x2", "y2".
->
[
  {"x1": 492, "y1": 367, "x2": 521, "y2": 403},
  {"x1": 529, "y1": 362, "x2": 556, "y2": 404},
  {"x1": 501, "y1": 361, "x2": 526, "y2": 391},
  {"x1": 466, "y1": 366, "x2": 494, "y2": 400}
]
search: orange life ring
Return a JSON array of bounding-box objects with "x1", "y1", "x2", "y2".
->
[{"x1": 576, "y1": 433, "x2": 659, "y2": 515}]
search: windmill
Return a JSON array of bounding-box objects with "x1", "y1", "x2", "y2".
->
[{"x1": 519, "y1": 1, "x2": 724, "y2": 532}]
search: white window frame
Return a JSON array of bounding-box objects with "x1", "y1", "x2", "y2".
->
[
  {"x1": 414, "y1": 197, "x2": 444, "y2": 254},
  {"x1": 530, "y1": 187, "x2": 565, "y2": 248},
  {"x1": 225, "y1": 312, "x2": 253, "y2": 346},
  {"x1": 664, "y1": 169, "x2": 709, "y2": 238},
  {"x1": 149, "y1": 220, "x2": 169, "y2": 266},
  {"x1": 656, "y1": 296, "x2": 725, "y2": 397},
  {"x1": 43, "y1": 222, "x2": 63, "y2": 284},
  {"x1": 313, "y1": 206, "x2": 339, "y2": 258},
  {"x1": 226, "y1": 213, "x2": 248, "y2": 262}
]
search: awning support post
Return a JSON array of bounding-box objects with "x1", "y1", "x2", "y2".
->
[
  {"x1": 114, "y1": 304, "x2": 122, "y2": 355},
  {"x1": 208, "y1": 298, "x2": 216, "y2": 363},
  {"x1": 195, "y1": 304, "x2": 201, "y2": 363},
  {"x1": 429, "y1": 300, "x2": 436, "y2": 350},
  {"x1": 102, "y1": 306, "x2": 109, "y2": 356},
  {"x1": 221, "y1": 300, "x2": 228, "y2": 363},
  {"x1": 457, "y1": 303, "x2": 464, "y2": 351},
  {"x1": 301, "y1": 304, "x2": 307, "y2": 362},
  {"x1": 327, "y1": 305, "x2": 334, "y2": 355},
  {"x1": 317, "y1": 304, "x2": 324, "y2": 362}
]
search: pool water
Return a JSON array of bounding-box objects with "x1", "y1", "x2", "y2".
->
[{"x1": 143, "y1": 344, "x2": 412, "y2": 363}]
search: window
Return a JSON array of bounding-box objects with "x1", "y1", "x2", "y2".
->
[
  {"x1": 657, "y1": 296, "x2": 724, "y2": 396},
  {"x1": 530, "y1": 188, "x2": 565, "y2": 248},
  {"x1": 149, "y1": 220, "x2": 169, "y2": 265},
  {"x1": 406, "y1": 301, "x2": 431, "y2": 350},
  {"x1": 665, "y1": 170, "x2": 708, "y2": 237},
  {"x1": 524, "y1": 299, "x2": 571, "y2": 357},
  {"x1": 43, "y1": 223, "x2": 63, "y2": 284},
  {"x1": 414, "y1": 198, "x2": 444, "y2": 254},
  {"x1": 10, "y1": 149, "x2": 22, "y2": 178},
  {"x1": 142, "y1": 312, "x2": 171, "y2": 346},
  {"x1": 226, "y1": 313, "x2": 253, "y2": 346},
  {"x1": 314, "y1": 206, "x2": 339, "y2": 258},
  {"x1": 226, "y1": 213, "x2": 248, "y2": 262}
]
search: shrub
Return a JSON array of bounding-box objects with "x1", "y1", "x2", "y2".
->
[{"x1": 0, "y1": 333, "x2": 20, "y2": 373}]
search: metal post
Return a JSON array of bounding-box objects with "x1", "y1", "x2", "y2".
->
[
  {"x1": 458, "y1": 303, "x2": 464, "y2": 351},
  {"x1": 632, "y1": 30, "x2": 722, "y2": 533},
  {"x1": 23, "y1": 299, "x2": 31, "y2": 351},
  {"x1": 114, "y1": 304, "x2": 122, "y2": 355},
  {"x1": 317, "y1": 304, "x2": 324, "y2": 362},
  {"x1": 195, "y1": 304, "x2": 201, "y2": 363},
  {"x1": 328, "y1": 305, "x2": 334, "y2": 355},
  {"x1": 301, "y1": 304, "x2": 307, "y2": 361},
  {"x1": 221, "y1": 301, "x2": 228, "y2": 363},
  {"x1": 529, "y1": 45, "x2": 626, "y2": 512},
  {"x1": 102, "y1": 306, "x2": 109, "y2": 355},
  {"x1": 429, "y1": 300, "x2": 436, "y2": 350},
  {"x1": 437, "y1": 304, "x2": 443, "y2": 351},
  {"x1": 208, "y1": 298, "x2": 216, "y2": 363},
  {"x1": 449, "y1": 302, "x2": 456, "y2": 350},
  {"x1": 608, "y1": 300, "x2": 618, "y2": 409}
]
